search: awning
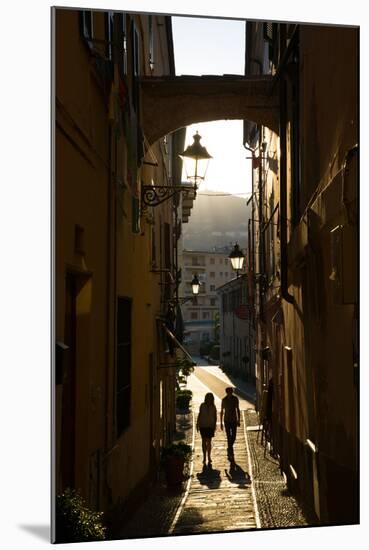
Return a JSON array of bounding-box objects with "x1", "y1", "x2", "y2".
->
[{"x1": 161, "y1": 322, "x2": 195, "y2": 366}]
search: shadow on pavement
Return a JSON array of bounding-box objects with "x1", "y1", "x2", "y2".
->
[
  {"x1": 196, "y1": 465, "x2": 221, "y2": 489},
  {"x1": 174, "y1": 506, "x2": 204, "y2": 531},
  {"x1": 224, "y1": 463, "x2": 251, "y2": 488}
]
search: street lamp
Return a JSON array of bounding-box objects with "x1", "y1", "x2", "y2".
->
[
  {"x1": 177, "y1": 274, "x2": 200, "y2": 305},
  {"x1": 179, "y1": 131, "x2": 212, "y2": 189},
  {"x1": 229, "y1": 243, "x2": 245, "y2": 278},
  {"x1": 191, "y1": 274, "x2": 200, "y2": 295},
  {"x1": 141, "y1": 132, "x2": 211, "y2": 208}
]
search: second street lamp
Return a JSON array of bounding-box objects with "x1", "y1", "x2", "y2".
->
[
  {"x1": 229, "y1": 243, "x2": 245, "y2": 278},
  {"x1": 176, "y1": 274, "x2": 200, "y2": 305},
  {"x1": 191, "y1": 274, "x2": 200, "y2": 295}
]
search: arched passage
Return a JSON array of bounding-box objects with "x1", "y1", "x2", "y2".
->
[{"x1": 140, "y1": 75, "x2": 279, "y2": 144}]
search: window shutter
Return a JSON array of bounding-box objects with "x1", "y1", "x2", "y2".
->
[
  {"x1": 263, "y1": 22, "x2": 273, "y2": 42},
  {"x1": 116, "y1": 297, "x2": 132, "y2": 436}
]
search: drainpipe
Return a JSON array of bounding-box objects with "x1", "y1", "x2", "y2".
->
[
  {"x1": 279, "y1": 77, "x2": 294, "y2": 304},
  {"x1": 243, "y1": 143, "x2": 255, "y2": 274},
  {"x1": 258, "y1": 126, "x2": 266, "y2": 320}
]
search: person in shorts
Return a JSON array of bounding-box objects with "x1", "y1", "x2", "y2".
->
[
  {"x1": 196, "y1": 392, "x2": 217, "y2": 466},
  {"x1": 220, "y1": 387, "x2": 240, "y2": 461}
]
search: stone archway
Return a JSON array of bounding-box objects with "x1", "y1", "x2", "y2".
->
[{"x1": 140, "y1": 74, "x2": 279, "y2": 144}]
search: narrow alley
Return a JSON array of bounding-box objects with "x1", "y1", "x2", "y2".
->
[
  {"x1": 118, "y1": 360, "x2": 312, "y2": 540},
  {"x1": 52, "y1": 8, "x2": 358, "y2": 544}
]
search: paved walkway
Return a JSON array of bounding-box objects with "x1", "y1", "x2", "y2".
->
[
  {"x1": 171, "y1": 411, "x2": 258, "y2": 535},
  {"x1": 117, "y1": 365, "x2": 313, "y2": 540}
]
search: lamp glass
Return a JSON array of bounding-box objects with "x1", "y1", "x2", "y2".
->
[
  {"x1": 179, "y1": 132, "x2": 212, "y2": 184},
  {"x1": 181, "y1": 156, "x2": 210, "y2": 183},
  {"x1": 230, "y1": 256, "x2": 245, "y2": 271},
  {"x1": 191, "y1": 275, "x2": 200, "y2": 295}
]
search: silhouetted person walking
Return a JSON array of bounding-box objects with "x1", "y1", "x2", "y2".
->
[
  {"x1": 197, "y1": 392, "x2": 217, "y2": 466},
  {"x1": 220, "y1": 387, "x2": 240, "y2": 461}
]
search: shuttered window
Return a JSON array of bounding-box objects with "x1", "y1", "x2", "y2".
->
[
  {"x1": 116, "y1": 297, "x2": 132, "y2": 436},
  {"x1": 81, "y1": 10, "x2": 93, "y2": 41},
  {"x1": 105, "y1": 12, "x2": 114, "y2": 61},
  {"x1": 164, "y1": 223, "x2": 171, "y2": 270},
  {"x1": 131, "y1": 22, "x2": 140, "y2": 113}
]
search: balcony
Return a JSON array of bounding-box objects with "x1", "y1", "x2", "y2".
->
[{"x1": 184, "y1": 264, "x2": 206, "y2": 271}]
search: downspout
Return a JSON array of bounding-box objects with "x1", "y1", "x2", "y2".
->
[
  {"x1": 244, "y1": 143, "x2": 255, "y2": 383},
  {"x1": 279, "y1": 77, "x2": 294, "y2": 304},
  {"x1": 243, "y1": 144, "x2": 255, "y2": 273},
  {"x1": 258, "y1": 125, "x2": 266, "y2": 319},
  {"x1": 103, "y1": 20, "x2": 119, "y2": 504}
]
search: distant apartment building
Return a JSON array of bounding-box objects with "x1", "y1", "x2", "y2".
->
[
  {"x1": 217, "y1": 274, "x2": 255, "y2": 382},
  {"x1": 179, "y1": 249, "x2": 246, "y2": 355}
]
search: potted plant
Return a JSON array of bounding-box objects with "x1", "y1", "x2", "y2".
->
[
  {"x1": 176, "y1": 357, "x2": 195, "y2": 390},
  {"x1": 209, "y1": 344, "x2": 220, "y2": 360},
  {"x1": 161, "y1": 442, "x2": 193, "y2": 487},
  {"x1": 55, "y1": 488, "x2": 106, "y2": 543},
  {"x1": 176, "y1": 389, "x2": 193, "y2": 411}
]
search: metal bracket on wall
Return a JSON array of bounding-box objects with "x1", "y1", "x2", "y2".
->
[{"x1": 141, "y1": 184, "x2": 196, "y2": 209}]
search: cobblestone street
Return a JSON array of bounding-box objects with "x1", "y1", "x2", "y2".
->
[
  {"x1": 245, "y1": 409, "x2": 316, "y2": 528},
  {"x1": 172, "y1": 411, "x2": 257, "y2": 535},
  {"x1": 117, "y1": 366, "x2": 315, "y2": 540}
]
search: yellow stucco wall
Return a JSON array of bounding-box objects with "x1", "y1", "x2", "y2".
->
[{"x1": 55, "y1": 9, "x2": 178, "y2": 514}]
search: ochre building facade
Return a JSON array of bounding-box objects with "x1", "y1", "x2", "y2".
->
[
  {"x1": 54, "y1": 8, "x2": 193, "y2": 529},
  {"x1": 244, "y1": 21, "x2": 358, "y2": 525}
]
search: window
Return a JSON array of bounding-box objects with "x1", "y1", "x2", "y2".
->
[
  {"x1": 159, "y1": 381, "x2": 163, "y2": 419},
  {"x1": 191, "y1": 312, "x2": 198, "y2": 320},
  {"x1": 210, "y1": 258, "x2": 215, "y2": 265},
  {"x1": 131, "y1": 22, "x2": 140, "y2": 112},
  {"x1": 219, "y1": 258, "x2": 223, "y2": 264},
  {"x1": 116, "y1": 12, "x2": 127, "y2": 77},
  {"x1": 192, "y1": 256, "x2": 204, "y2": 266},
  {"x1": 210, "y1": 285, "x2": 216, "y2": 291},
  {"x1": 225, "y1": 258, "x2": 228, "y2": 265},
  {"x1": 81, "y1": 10, "x2": 93, "y2": 42},
  {"x1": 163, "y1": 222, "x2": 171, "y2": 270},
  {"x1": 225, "y1": 272, "x2": 228, "y2": 278},
  {"x1": 220, "y1": 272, "x2": 223, "y2": 276},
  {"x1": 105, "y1": 12, "x2": 114, "y2": 60},
  {"x1": 203, "y1": 312, "x2": 210, "y2": 320},
  {"x1": 210, "y1": 272, "x2": 215, "y2": 278},
  {"x1": 210, "y1": 298, "x2": 216, "y2": 306},
  {"x1": 74, "y1": 225, "x2": 85, "y2": 255},
  {"x1": 116, "y1": 297, "x2": 132, "y2": 436},
  {"x1": 151, "y1": 226, "x2": 157, "y2": 267},
  {"x1": 148, "y1": 15, "x2": 155, "y2": 71},
  {"x1": 263, "y1": 22, "x2": 279, "y2": 66},
  {"x1": 291, "y1": 44, "x2": 301, "y2": 226},
  {"x1": 223, "y1": 294, "x2": 228, "y2": 313}
]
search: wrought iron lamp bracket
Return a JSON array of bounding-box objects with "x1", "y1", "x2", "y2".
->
[{"x1": 141, "y1": 184, "x2": 196, "y2": 209}]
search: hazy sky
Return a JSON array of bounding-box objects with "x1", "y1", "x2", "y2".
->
[{"x1": 172, "y1": 16, "x2": 252, "y2": 197}]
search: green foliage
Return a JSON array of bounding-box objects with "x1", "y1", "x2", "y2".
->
[
  {"x1": 177, "y1": 356, "x2": 195, "y2": 377},
  {"x1": 200, "y1": 340, "x2": 213, "y2": 357},
  {"x1": 161, "y1": 442, "x2": 193, "y2": 463},
  {"x1": 176, "y1": 389, "x2": 193, "y2": 410},
  {"x1": 176, "y1": 356, "x2": 195, "y2": 389},
  {"x1": 213, "y1": 311, "x2": 220, "y2": 344},
  {"x1": 209, "y1": 344, "x2": 220, "y2": 360},
  {"x1": 55, "y1": 488, "x2": 106, "y2": 543}
]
